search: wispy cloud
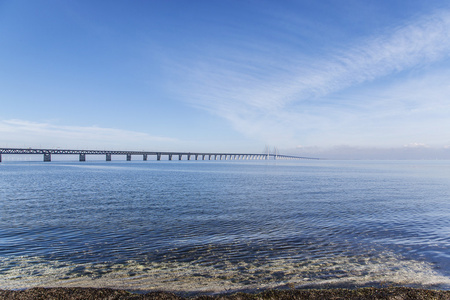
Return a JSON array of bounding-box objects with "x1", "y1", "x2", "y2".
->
[
  {"x1": 0, "y1": 119, "x2": 177, "y2": 150},
  {"x1": 171, "y1": 9, "x2": 450, "y2": 147}
]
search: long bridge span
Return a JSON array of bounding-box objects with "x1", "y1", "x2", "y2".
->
[{"x1": 0, "y1": 148, "x2": 318, "y2": 162}]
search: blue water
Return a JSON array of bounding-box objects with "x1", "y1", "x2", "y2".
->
[{"x1": 0, "y1": 160, "x2": 449, "y2": 293}]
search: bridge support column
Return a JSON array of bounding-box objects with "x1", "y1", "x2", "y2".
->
[
  {"x1": 126, "y1": 154, "x2": 131, "y2": 161},
  {"x1": 187, "y1": 154, "x2": 191, "y2": 160},
  {"x1": 106, "y1": 153, "x2": 112, "y2": 161},
  {"x1": 44, "y1": 153, "x2": 51, "y2": 162},
  {"x1": 202, "y1": 155, "x2": 205, "y2": 160},
  {"x1": 0, "y1": 154, "x2": 2, "y2": 162},
  {"x1": 208, "y1": 155, "x2": 211, "y2": 160},
  {"x1": 79, "y1": 154, "x2": 86, "y2": 161},
  {"x1": 168, "y1": 154, "x2": 172, "y2": 161},
  {"x1": 179, "y1": 154, "x2": 182, "y2": 160},
  {"x1": 195, "y1": 154, "x2": 198, "y2": 160},
  {"x1": 143, "y1": 154, "x2": 147, "y2": 161},
  {"x1": 157, "y1": 153, "x2": 162, "y2": 161}
]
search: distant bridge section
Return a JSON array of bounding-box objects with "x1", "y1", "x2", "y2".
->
[{"x1": 0, "y1": 148, "x2": 318, "y2": 162}]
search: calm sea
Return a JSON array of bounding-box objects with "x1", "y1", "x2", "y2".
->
[{"x1": 0, "y1": 160, "x2": 449, "y2": 293}]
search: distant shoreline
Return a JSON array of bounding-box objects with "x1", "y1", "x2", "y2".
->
[{"x1": 1, "y1": 287, "x2": 449, "y2": 299}]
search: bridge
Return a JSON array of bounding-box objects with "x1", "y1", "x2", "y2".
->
[{"x1": 0, "y1": 148, "x2": 318, "y2": 162}]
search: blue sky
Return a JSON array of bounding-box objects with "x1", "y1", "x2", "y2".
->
[{"x1": 1, "y1": 1, "x2": 450, "y2": 158}]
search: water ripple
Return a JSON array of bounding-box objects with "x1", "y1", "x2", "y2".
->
[{"x1": 1, "y1": 160, "x2": 449, "y2": 291}]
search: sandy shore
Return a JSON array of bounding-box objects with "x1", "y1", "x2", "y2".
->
[{"x1": 0, "y1": 287, "x2": 449, "y2": 299}]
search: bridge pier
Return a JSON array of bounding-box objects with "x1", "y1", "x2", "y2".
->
[
  {"x1": 202, "y1": 155, "x2": 206, "y2": 160},
  {"x1": 126, "y1": 154, "x2": 131, "y2": 161},
  {"x1": 44, "y1": 153, "x2": 51, "y2": 162},
  {"x1": 106, "y1": 153, "x2": 112, "y2": 161},
  {"x1": 157, "y1": 153, "x2": 162, "y2": 161},
  {"x1": 0, "y1": 154, "x2": 2, "y2": 162},
  {"x1": 79, "y1": 154, "x2": 86, "y2": 161},
  {"x1": 143, "y1": 154, "x2": 147, "y2": 161},
  {"x1": 178, "y1": 154, "x2": 182, "y2": 160},
  {"x1": 187, "y1": 154, "x2": 191, "y2": 160},
  {"x1": 195, "y1": 154, "x2": 198, "y2": 160},
  {"x1": 168, "y1": 154, "x2": 172, "y2": 161}
]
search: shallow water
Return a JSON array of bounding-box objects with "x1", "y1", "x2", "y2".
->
[{"x1": 0, "y1": 160, "x2": 449, "y2": 292}]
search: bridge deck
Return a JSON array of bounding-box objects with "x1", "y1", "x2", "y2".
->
[{"x1": 0, "y1": 148, "x2": 318, "y2": 162}]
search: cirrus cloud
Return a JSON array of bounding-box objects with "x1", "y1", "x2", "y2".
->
[{"x1": 170, "y1": 8, "x2": 450, "y2": 149}]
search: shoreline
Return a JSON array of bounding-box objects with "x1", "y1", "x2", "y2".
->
[{"x1": 1, "y1": 287, "x2": 450, "y2": 299}]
